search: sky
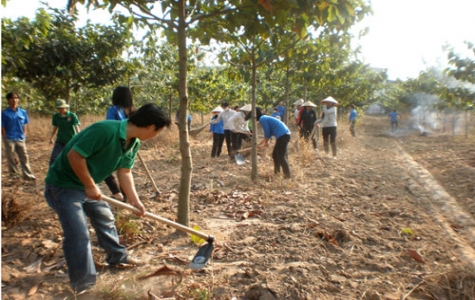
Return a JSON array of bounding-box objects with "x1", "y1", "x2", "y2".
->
[{"x1": 2, "y1": 0, "x2": 475, "y2": 81}]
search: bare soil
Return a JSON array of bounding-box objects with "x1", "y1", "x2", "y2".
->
[{"x1": 2, "y1": 115, "x2": 475, "y2": 300}]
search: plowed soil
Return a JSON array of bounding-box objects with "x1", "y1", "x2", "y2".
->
[{"x1": 2, "y1": 114, "x2": 475, "y2": 300}]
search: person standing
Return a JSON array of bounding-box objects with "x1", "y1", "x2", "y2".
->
[
  {"x1": 1, "y1": 92, "x2": 36, "y2": 180},
  {"x1": 276, "y1": 101, "x2": 286, "y2": 123},
  {"x1": 44, "y1": 103, "x2": 171, "y2": 295},
  {"x1": 49, "y1": 99, "x2": 81, "y2": 166},
  {"x1": 298, "y1": 101, "x2": 318, "y2": 150},
  {"x1": 229, "y1": 104, "x2": 252, "y2": 154},
  {"x1": 104, "y1": 86, "x2": 135, "y2": 201},
  {"x1": 388, "y1": 109, "x2": 401, "y2": 132},
  {"x1": 348, "y1": 104, "x2": 357, "y2": 137},
  {"x1": 256, "y1": 108, "x2": 292, "y2": 179},
  {"x1": 210, "y1": 101, "x2": 236, "y2": 158},
  {"x1": 293, "y1": 99, "x2": 304, "y2": 126},
  {"x1": 209, "y1": 106, "x2": 224, "y2": 158},
  {"x1": 321, "y1": 96, "x2": 338, "y2": 159}
]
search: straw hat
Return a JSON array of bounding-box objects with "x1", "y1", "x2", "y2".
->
[
  {"x1": 212, "y1": 106, "x2": 223, "y2": 113},
  {"x1": 55, "y1": 99, "x2": 69, "y2": 108},
  {"x1": 301, "y1": 100, "x2": 316, "y2": 107},
  {"x1": 240, "y1": 104, "x2": 252, "y2": 111},
  {"x1": 293, "y1": 98, "x2": 304, "y2": 105},
  {"x1": 321, "y1": 96, "x2": 338, "y2": 105}
]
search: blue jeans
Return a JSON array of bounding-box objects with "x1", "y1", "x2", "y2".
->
[
  {"x1": 44, "y1": 184, "x2": 128, "y2": 292},
  {"x1": 49, "y1": 141, "x2": 65, "y2": 166}
]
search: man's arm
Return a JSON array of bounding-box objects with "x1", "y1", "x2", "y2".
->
[
  {"x1": 50, "y1": 126, "x2": 58, "y2": 145},
  {"x1": 67, "y1": 149, "x2": 101, "y2": 200},
  {"x1": 116, "y1": 168, "x2": 145, "y2": 216}
]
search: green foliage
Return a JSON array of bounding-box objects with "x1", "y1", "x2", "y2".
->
[
  {"x1": 445, "y1": 42, "x2": 475, "y2": 84},
  {"x1": 2, "y1": 6, "x2": 136, "y2": 112}
]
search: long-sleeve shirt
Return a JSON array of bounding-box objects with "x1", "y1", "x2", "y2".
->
[
  {"x1": 211, "y1": 108, "x2": 236, "y2": 130},
  {"x1": 259, "y1": 115, "x2": 290, "y2": 139},
  {"x1": 321, "y1": 105, "x2": 337, "y2": 128},
  {"x1": 209, "y1": 115, "x2": 224, "y2": 134},
  {"x1": 228, "y1": 111, "x2": 249, "y2": 132}
]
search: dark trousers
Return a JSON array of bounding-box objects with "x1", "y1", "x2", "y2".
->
[
  {"x1": 300, "y1": 126, "x2": 317, "y2": 149},
  {"x1": 104, "y1": 174, "x2": 121, "y2": 196},
  {"x1": 273, "y1": 134, "x2": 291, "y2": 178},
  {"x1": 211, "y1": 133, "x2": 225, "y2": 157},
  {"x1": 231, "y1": 132, "x2": 245, "y2": 151},
  {"x1": 322, "y1": 126, "x2": 337, "y2": 157},
  {"x1": 224, "y1": 130, "x2": 233, "y2": 157}
]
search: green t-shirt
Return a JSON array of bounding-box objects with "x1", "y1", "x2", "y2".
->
[
  {"x1": 45, "y1": 120, "x2": 140, "y2": 189},
  {"x1": 52, "y1": 111, "x2": 80, "y2": 144}
]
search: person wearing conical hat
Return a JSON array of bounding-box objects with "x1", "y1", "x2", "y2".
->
[
  {"x1": 49, "y1": 99, "x2": 81, "y2": 166},
  {"x1": 298, "y1": 101, "x2": 318, "y2": 150},
  {"x1": 320, "y1": 96, "x2": 338, "y2": 159},
  {"x1": 228, "y1": 104, "x2": 252, "y2": 155},
  {"x1": 209, "y1": 106, "x2": 224, "y2": 158}
]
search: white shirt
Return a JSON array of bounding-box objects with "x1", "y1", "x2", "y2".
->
[
  {"x1": 228, "y1": 111, "x2": 249, "y2": 132},
  {"x1": 321, "y1": 105, "x2": 337, "y2": 128},
  {"x1": 211, "y1": 108, "x2": 236, "y2": 130}
]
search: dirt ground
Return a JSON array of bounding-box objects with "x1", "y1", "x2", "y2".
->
[{"x1": 2, "y1": 114, "x2": 475, "y2": 300}]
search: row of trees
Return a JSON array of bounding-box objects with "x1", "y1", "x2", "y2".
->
[{"x1": 4, "y1": 0, "x2": 472, "y2": 226}]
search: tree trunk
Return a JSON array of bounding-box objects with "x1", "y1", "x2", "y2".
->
[
  {"x1": 251, "y1": 50, "x2": 258, "y2": 182},
  {"x1": 176, "y1": 0, "x2": 192, "y2": 227}
]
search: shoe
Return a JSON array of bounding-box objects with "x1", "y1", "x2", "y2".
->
[
  {"x1": 122, "y1": 256, "x2": 146, "y2": 266},
  {"x1": 332, "y1": 156, "x2": 337, "y2": 160}
]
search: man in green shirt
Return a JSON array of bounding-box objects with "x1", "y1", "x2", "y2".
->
[
  {"x1": 49, "y1": 99, "x2": 81, "y2": 166},
  {"x1": 44, "y1": 103, "x2": 171, "y2": 295}
]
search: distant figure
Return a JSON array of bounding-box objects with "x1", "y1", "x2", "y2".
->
[
  {"x1": 229, "y1": 104, "x2": 252, "y2": 154},
  {"x1": 1, "y1": 91, "x2": 36, "y2": 180},
  {"x1": 209, "y1": 106, "x2": 224, "y2": 158},
  {"x1": 49, "y1": 99, "x2": 81, "y2": 166},
  {"x1": 321, "y1": 96, "x2": 338, "y2": 159},
  {"x1": 388, "y1": 109, "x2": 401, "y2": 132},
  {"x1": 276, "y1": 101, "x2": 286, "y2": 123},
  {"x1": 210, "y1": 101, "x2": 236, "y2": 158},
  {"x1": 348, "y1": 104, "x2": 357, "y2": 137},
  {"x1": 293, "y1": 99, "x2": 304, "y2": 125},
  {"x1": 298, "y1": 101, "x2": 318, "y2": 150},
  {"x1": 271, "y1": 108, "x2": 281, "y2": 120},
  {"x1": 175, "y1": 109, "x2": 191, "y2": 131}
]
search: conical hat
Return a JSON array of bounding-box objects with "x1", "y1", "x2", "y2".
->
[
  {"x1": 321, "y1": 96, "x2": 338, "y2": 105},
  {"x1": 212, "y1": 106, "x2": 223, "y2": 113},
  {"x1": 240, "y1": 104, "x2": 252, "y2": 111},
  {"x1": 301, "y1": 100, "x2": 316, "y2": 107},
  {"x1": 293, "y1": 98, "x2": 304, "y2": 105}
]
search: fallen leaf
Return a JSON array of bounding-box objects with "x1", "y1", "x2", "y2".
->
[
  {"x1": 406, "y1": 249, "x2": 425, "y2": 264},
  {"x1": 138, "y1": 265, "x2": 182, "y2": 280},
  {"x1": 24, "y1": 257, "x2": 43, "y2": 273},
  {"x1": 27, "y1": 282, "x2": 40, "y2": 296}
]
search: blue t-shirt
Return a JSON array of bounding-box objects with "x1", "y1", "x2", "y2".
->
[
  {"x1": 349, "y1": 109, "x2": 357, "y2": 121},
  {"x1": 389, "y1": 111, "x2": 400, "y2": 122},
  {"x1": 277, "y1": 105, "x2": 286, "y2": 119},
  {"x1": 106, "y1": 105, "x2": 127, "y2": 120},
  {"x1": 1, "y1": 107, "x2": 29, "y2": 140},
  {"x1": 259, "y1": 115, "x2": 290, "y2": 139},
  {"x1": 210, "y1": 115, "x2": 224, "y2": 134}
]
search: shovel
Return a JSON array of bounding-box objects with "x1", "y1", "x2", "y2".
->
[
  {"x1": 234, "y1": 147, "x2": 252, "y2": 165},
  {"x1": 101, "y1": 194, "x2": 214, "y2": 270}
]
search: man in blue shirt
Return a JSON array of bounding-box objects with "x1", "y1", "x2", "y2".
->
[
  {"x1": 276, "y1": 101, "x2": 286, "y2": 123},
  {"x1": 256, "y1": 108, "x2": 291, "y2": 178},
  {"x1": 1, "y1": 92, "x2": 36, "y2": 180},
  {"x1": 388, "y1": 109, "x2": 401, "y2": 132},
  {"x1": 348, "y1": 104, "x2": 357, "y2": 137}
]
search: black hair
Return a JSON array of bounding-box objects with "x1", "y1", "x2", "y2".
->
[
  {"x1": 6, "y1": 92, "x2": 18, "y2": 100},
  {"x1": 221, "y1": 101, "x2": 229, "y2": 107},
  {"x1": 112, "y1": 86, "x2": 133, "y2": 110},
  {"x1": 255, "y1": 107, "x2": 263, "y2": 121},
  {"x1": 129, "y1": 103, "x2": 171, "y2": 131}
]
